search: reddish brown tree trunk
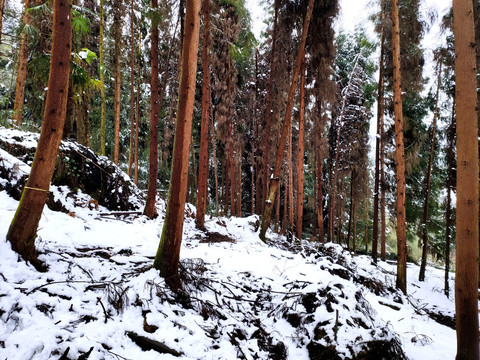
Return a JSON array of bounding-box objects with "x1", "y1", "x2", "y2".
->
[
  {"x1": 419, "y1": 60, "x2": 442, "y2": 281},
  {"x1": 7, "y1": 0, "x2": 71, "y2": 269},
  {"x1": 317, "y1": 154, "x2": 324, "y2": 242},
  {"x1": 144, "y1": 0, "x2": 161, "y2": 219},
  {"x1": 262, "y1": 0, "x2": 279, "y2": 211},
  {"x1": 453, "y1": 0, "x2": 479, "y2": 357},
  {"x1": 153, "y1": 0, "x2": 200, "y2": 284},
  {"x1": 128, "y1": 0, "x2": 135, "y2": 177},
  {"x1": 13, "y1": 0, "x2": 38, "y2": 127},
  {"x1": 379, "y1": 1, "x2": 387, "y2": 262},
  {"x1": 196, "y1": 0, "x2": 211, "y2": 229},
  {"x1": 113, "y1": 1, "x2": 121, "y2": 164},
  {"x1": 259, "y1": 0, "x2": 314, "y2": 241},
  {"x1": 391, "y1": 0, "x2": 407, "y2": 294},
  {"x1": 295, "y1": 59, "x2": 306, "y2": 239}
]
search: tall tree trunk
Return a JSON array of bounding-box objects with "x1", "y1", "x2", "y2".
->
[
  {"x1": 7, "y1": 0, "x2": 71, "y2": 269},
  {"x1": 99, "y1": 0, "x2": 106, "y2": 155},
  {"x1": 347, "y1": 170, "x2": 355, "y2": 250},
  {"x1": 113, "y1": 2, "x2": 122, "y2": 164},
  {"x1": 134, "y1": 82, "x2": 140, "y2": 185},
  {"x1": 364, "y1": 185, "x2": 369, "y2": 253},
  {"x1": 13, "y1": 0, "x2": 37, "y2": 127},
  {"x1": 391, "y1": 0, "x2": 407, "y2": 294},
  {"x1": 153, "y1": 0, "x2": 200, "y2": 284},
  {"x1": 329, "y1": 55, "x2": 361, "y2": 246},
  {"x1": 419, "y1": 60, "x2": 442, "y2": 281},
  {"x1": 453, "y1": 0, "x2": 479, "y2": 357},
  {"x1": 262, "y1": 0, "x2": 279, "y2": 212},
  {"x1": 211, "y1": 105, "x2": 219, "y2": 216},
  {"x1": 379, "y1": 34, "x2": 386, "y2": 262},
  {"x1": 444, "y1": 99, "x2": 455, "y2": 298},
  {"x1": 128, "y1": 0, "x2": 135, "y2": 177},
  {"x1": 287, "y1": 111, "x2": 293, "y2": 238},
  {"x1": 259, "y1": 0, "x2": 314, "y2": 242},
  {"x1": 196, "y1": 0, "x2": 211, "y2": 229},
  {"x1": 144, "y1": 0, "x2": 161, "y2": 219},
  {"x1": 295, "y1": 59, "x2": 306, "y2": 239},
  {"x1": 352, "y1": 194, "x2": 357, "y2": 254},
  {"x1": 317, "y1": 153, "x2": 324, "y2": 242},
  {"x1": 372, "y1": 11, "x2": 385, "y2": 263}
]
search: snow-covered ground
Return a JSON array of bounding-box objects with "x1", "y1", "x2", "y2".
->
[{"x1": 0, "y1": 130, "x2": 465, "y2": 359}]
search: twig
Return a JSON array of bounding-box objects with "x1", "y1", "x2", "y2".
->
[
  {"x1": 97, "y1": 297, "x2": 109, "y2": 324},
  {"x1": 106, "y1": 349, "x2": 132, "y2": 360}
]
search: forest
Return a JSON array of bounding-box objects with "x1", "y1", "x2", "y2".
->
[{"x1": 0, "y1": 0, "x2": 479, "y2": 358}]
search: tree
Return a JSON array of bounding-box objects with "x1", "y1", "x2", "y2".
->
[
  {"x1": 391, "y1": 0, "x2": 407, "y2": 294},
  {"x1": 13, "y1": 0, "x2": 40, "y2": 127},
  {"x1": 295, "y1": 58, "x2": 306, "y2": 239},
  {"x1": 6, "y1": 0, "x2": 72, "y2": 269},
  {"x1": 144, "y1": 0, "x2": 161, "y2": 219},
  {"x1": 453, "y1": 0, "x2": 479, "y2": 357},
  {"x1": 418, "y1": 59, "x2": 442, "y2": 281},
  {"x1": 196, "y1": 0, "x2": 211, "y2": 230},
  {"x1": 112, "y1": 0, "x2": 122, "y2": 164},
  {"x1": 259, "y1": 0, "x2": 315, "y2": 242},
  {"x1": 153, "y1": 0, "x2": 200, "y2": 284},
  {"x1": 127, "y1": 0, "x2": 135, "y2": 178},
  {"x1": 99, "y1": 0, "x2": 106, "y2": 155}
]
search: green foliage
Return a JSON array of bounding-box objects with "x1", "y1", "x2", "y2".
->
[{"x1": 72, "y1": 12, "x2": 91, "y2": 37}]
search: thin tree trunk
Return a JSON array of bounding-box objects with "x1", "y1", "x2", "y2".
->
[
  {"x1": 379, "y1": 2, "x2": 386, "y2": 262},
  {"x1": 391, "y1": 0, "x2": 407, "y2": 294},
  {"x1": 419, "y1": 60, "x2": 442, "y2": 281},
  {"x1": 259, "y1": 0, "x2": 314, "y2": 242},
  {"x1": 352, "y1": 196, "x2": 357, "y2": 254},
  {"x1": 196, "y1": 0, "x2": 211, "y2": 229},
  {"x1": 372, "y1": 17, "x2": 385, "y2": 263},
  {"x1": 364, "y1": 186, "x2": 369, "y2": 253},
  {"x1": 13, "y1": 0, "x2": 36, "y2": 127},
  {"x1": 144, "y1": 0, "x2": 161, "y2": 219},
  {"x1": 128, "y1": 0, "x2": 135, "y2": 177},
  {"x1": 262, "y1": 0, "x2": 279, "y2": 212},
  {"x1": 317, "y1": 153, "x2": 324, "y2": 242},
  {"x1": 347, "y1": 171, "x2": 355, "y2": 250},
  {"x1": 113, "y1": 2, "x2": 122, "y2": 164},
  {"x1": 211, "y1": 104, "x2": 219, "y2": 216},
  {"x1": 6, "y1": 0, "x2": 71, "y2": 270},
  {"x1": 295, "y1": 58, "x2": 306, "y2": 239},
  {"x1": 444, "y1": 99, "x2": 455, "y2": 298},
  {"x1": 287, "y1": 110, "x2": 293, "y2": 238},
  {"x1": 134, "y1": 82, "x2": 140, "y2": 185},
  {"x1": 453, "y1": 0, "x2": 479, "y2": 357},
  {"x1": 99, "y1": 0, "x2": 106, "y2": 155},
  {"x1": 153, "y1": 0, "x2": 200, "y2": 285},
  {"x1": 330, "y1": 54, "x2": 361, "y2": 249}
]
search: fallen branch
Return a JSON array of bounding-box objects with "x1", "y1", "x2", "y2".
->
[
  {"x1": 126, "y1": 331, "x2": 182, "y2": 357},
  {"x1": 378, "y1": 300, "x2": 401, "y2": 311},
  {"x1": 98, "y1": 211, "x2": 143, "y2": 217}
]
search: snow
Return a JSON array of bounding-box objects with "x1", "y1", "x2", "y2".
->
[{"x1": 0, "y1": 129, "x2": 469, "y2": 360}]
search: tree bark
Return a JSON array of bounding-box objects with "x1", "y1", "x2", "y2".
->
[
  {"x1": 453, "y1": 0, "x2": 479, "y2": 357},
  {"x1": 7, "y1": 0, "x2": 71, "y2": 269},
  {"x1": 134, "y1": 82, "x2": 140, "y2": 185},
  {"x1": 259, "y1": 0, "x2": 315, "y2": 242},
  {"x1": 287, "y1": 108, "x2": 293, "y2": 238},
  {"x1": 262, "y1": 0, "x2": 279, "y2": 212},
  {"x1": 419, "y1": 60, "x2": 442, "y2": 282},
  {"x1": 391, "y1": 0, "x2": 407, "y2": 294},
  {"x1": 379, "y1": 28, "x2": 386, "y2": 262},
  {"x1": 113, "y1": 1, "x2": 122, "y2": 165},
  {"x1": 317, "y1": 153, "x2": 324, "y2": 242},
  {"x1": 295, "y1": 59, "x2": 306, "y2": 240},
  {"x1": 153, "y1": 0, "x2": 200, "y2": 284},
  {"x1": 128, "y1": 0, "x2": 135, "y2": 177},
  {"x1": 444, "y1": 99, "x2": 455, "y2": 298},
  {"x1": 196, "y1": 0, "x2": 211, "y2": 230},
  {"x1": 144, "y1": 0, "x2": 161, "y2": 219},
  {"x1": 99, "y1": 0, "x2": 106, "y2": 155},
  {"x1": 13, "y1": 0, "x2": 37, "y2": 127}
]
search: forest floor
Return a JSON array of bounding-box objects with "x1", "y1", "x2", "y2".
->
[{"x1": 0, "y1": 128, "x2": 463, "y2": 359}]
